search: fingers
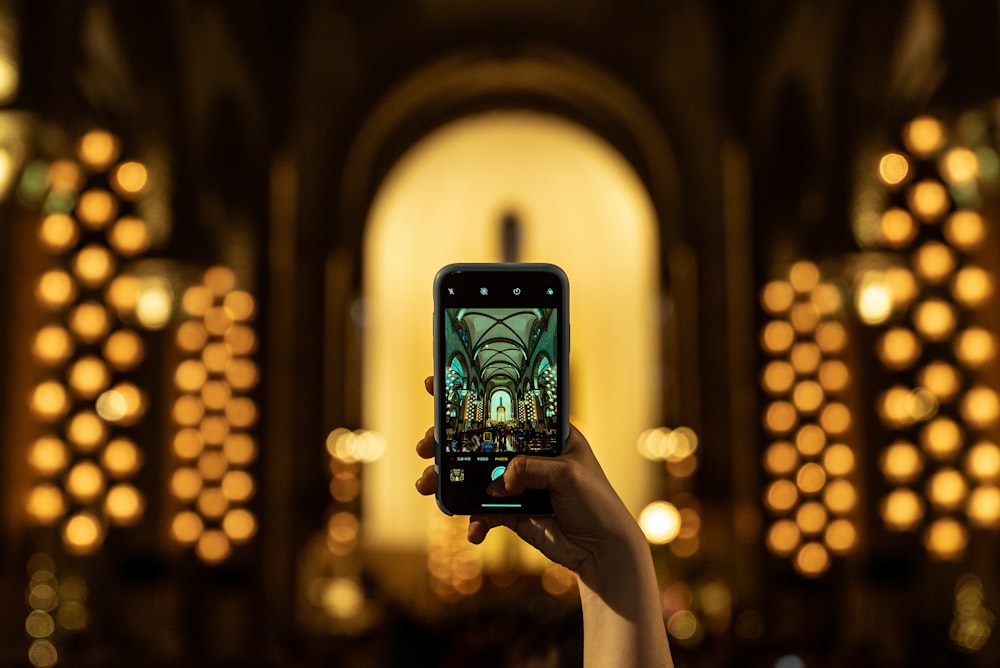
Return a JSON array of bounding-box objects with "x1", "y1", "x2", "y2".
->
[
  {"x1": 489, "y1": 454, "x2": 570, "y2": 497},
  {"x1": 416, "y1": 426, "x2": 435, "y2": 459},
  {"x1": 415, "y1": 464, "x2": 438, "y2": 496},
  {"x1": 424, "y1": 376, "x2": 434, "y2": 395}
]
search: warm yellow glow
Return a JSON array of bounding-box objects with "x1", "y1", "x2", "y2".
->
[
  {"x1": 68, "y1": 356, "x2": 109, "y2": 399},
  {"x1": 103, "y1": 329, "x2": 144, "y2": 370},
  {"x1": 764, "y1": 441, "x2": 798, "y2": 475},
  {"x1": 173, "y1": 395, "x2": 205, "y2": 426},
  {"x1": 789, "y1": 302, "x2": 820, "y2": 334},
  {"x1": 204, "y1": 306, "x2": 232, "y2": 336},
  {"x1": 638, "y1": 501, "x2": 682, "y2": 544},
  {"x1": 907, "y1": 180, "x2": 950, "y2": 221},
  {"x1": 76, "y1": 189, "x2": 117, "y2": 230},
  {"x1": 197, "y1": 487, "x2": 229, "y2": 519},
  {"x1": 202, "y1": 342, "x2": 231, "y2": 372},
  {"x1": 224, "y1": 324, "x2": 257, "y2": 355},
  {"x1": 879, "y1": 208, "x2": 917, "y2": 248},
  {"x1": 363, "y1": 111, "x2": 660, "y2": 551},
  {"x1": 105, "y1": 484, "x2": 144, "y2": 525},
  {"x1": 96, "y1": 383, "x2": 145, "y2": 425},
  {"x1": 200, "y1": 415, "x2": 229, "y2": 445},
  {"x1": 201, "y1": 380, "x2": 231, "y2": 410},
  {"x1": 788, "y1": 261, "x2": 820, "y2": 294},
  {"x1": 823, "y1": 443, "x2": 855, "y2": 476},
  {"x1": 171, "y1": 511, "x2": 204, "y2": 545},
  {"x1": 878, "y1": 152, "x2": 911, "y2": 187},
  {"x1": 819, "y1": 402, "x2": 851, "y2": 436},
  {"x1": 912, "y1": 241, "x2": 955, "y2": 284},
  {"x1": 923, "y1": 517, "x2": 967, "y2": 560},
  {"x1": 795, "y1": 424, "x2": 826, "y2": 457},
  {"x1": 877, "y1": 327, "x2": 921, "y2": 370},
  {"x1": 221, "y1": 471, "x2": 255, "y2": 502},
  {"x1": 62, "y1": 512, "x2": 104, "y2": 555},
  {"x1": 28, "y1": 436, "x2": 69, "y2": 476},
  {"x1": 760, "y1": 280, "x2": 794, "y2": 315},
  {"x1": 764, "y1": 401, "x2": 798, "y2": 435},
  {"x1": 790, "y1": 342, "x2": 821, "y2": 375},
  {"x1": 66, "y1": 461, "x2": 105, "y2": 502},
  {"x1": 855, "y1": 273, "x2": 893, "y2": 324},
  {"x1": 198, "y1": 450, "x2": 228, "y2": 481},
  {"x1": 108, "y1": 216, "x2": 151, "y2": 256},
  {"x1": 944, "y1": 211, "x2": 987, "y2": 251},
  {"x1": 173, "y1": 428, "x2": 205, "y2": 459},
  {"x1": 225, "y1": 358, "x2": 259, "y2": 390},
  {"x1": 817, "y1": 360, "x2": 849, "y2": 393},
  {"x1": 881, "y1": 441, "x2": 924, "y2": 483},
  {"x1": 26, "y1": 484, "x2": 65, "y2": 524},
  {"x1": 955, "y1": 327, "x2": 997, "y2": 368},
  {"x1": 927, "y1": 468, "x2": 968, "y2": 511},
  {"x1": 38, "y1": 213, "x2": 79, "y2": 252},
  {"x1": 940, "y1": 147, "x2": 979, "y2": 186},
  {"x1": 766, "y1": 519, "x2": 800, "y2": 555},
  {"x1": 175, "y1": 359, "x2": 208, "y2": 392},
  {"x1": 182, "y1": 285, "x2": 214, "y2": 317},
  {"x1": 101, "y1": 438, "x2": 142, "y2": 477},
  {"x1": 32, "y1": 325, "x2": 74, "y2": 366},
  {"x1": 796, "y1": 462, "x2": 826, "y2": 494},
  {"x1": 67, "y1": 411, "x2": 107, "y2": 452},
  {"x1": 223, "y1": 434, "x2": 257, "y2": 466},
  {"x1": 112, "y1": 161, "x2": 149, "y2": 197},
  {"x1": 222, "y1": 508, "x2": 257, "y2": 543},
  {"x1": 68, "y1": 301, "x2": 111, "y2": 343},
  {"x1": 904, "y1": 116, "x2": 945, "y2": 158},
  {"x1": 811, "y1": 282, "x2": 843, "y2": 315},
  {"x1": 912, "y1": 298, "x2": 957, "y2": 342},
  {"x1": 795, "y1": 502, "x2": 827, "y2": 535},
  {"x1": 72, "y1": 245, "x2": 115, "y2": 288},
  {"x1": 320, "y1": 577, "x2": 365, "y2": 619},
  {"x1": 326, "y1": 428, "x2": 388, "y2": 463},
  {"x1": 196, "y1": 529, "x2": 231, "y2": 564},
  {"x1": 35, "y1": 270, "x2": 77, "y2": 309},
  {"x1": 881, "y1": 488, "x2": 924, "y2": 530},
  {"x1": 824, "y1": 518, "x2": 857, "y2": 554},
  {"x1": 78, "y1": 129, "x2": 121, "y2": 170},
  {"x1": 225, "y1": 397, "x2": 257, "y2": 428},
  {"x1": 30, "y1": 381, "x2": 70, "y2": 422},
  {"x1": 824, "y1": 478, "x2": 858, "y2": 515},
  {"x1": 177, "y1": 321, "x2": 209, "y2": 353},
  {"x1": 204, "y1": 265, "x2": 237, "y2": 297},
  {"x1": 791, "y1": 380, "x2": 824, "y2": 414},
  {"x1": 920, "y1": 417, "x2": 963, "y2": 461},
  {"x1": 761, "y1": 360, "x2": 795, "y2": 395},
  {"x1": 951, "y1": 265, "x2": 993, "y2": 308},
  {"x1": 961, "y1": 386, "x2": 1000, "y2": 428},
  {"x1": 794, "y1": 541, "x2": 830, "y2": 577},
  {"x1": 761, "y1": 320, "x2": 795, "y2": 354},
  {"x1": 48, "y1": 159, "x2": 82, "y2": 191},
  {"x1": 878, "y1": 385, "x2": 935, "y2": 428},
  {"x1": 765, "y1": 479, "x2": 798, "y2": 513},
  {"x1": 966, "y1": 441, "x2": 1000, "y2": 481},
  {"x1": 917, "y1": 361, "x2": 960, "y2": 402},
  {"x1": 170, "y1": 467, "x2": 203, "y2": 501},
  {"x1": 815, "y1": 321, "x2": 848, "y2": 353},
  {"x1": 135, "y1": 276, "x2": 173, "y2": 329},
  {"x1": 967, "y1": 486, "x2": 1000, "y2": 528},
  {"x1": 223, "y1": 290, "x2": 256, "y2": 322}
]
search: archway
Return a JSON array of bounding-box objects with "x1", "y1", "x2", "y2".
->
[{"x1": 361, "y1": 110, "x2": 663, "y2": 558}]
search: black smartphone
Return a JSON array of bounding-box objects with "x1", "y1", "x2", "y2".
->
[{"x1": 433, "y1": 262, "x2": 570, "y2": 515}]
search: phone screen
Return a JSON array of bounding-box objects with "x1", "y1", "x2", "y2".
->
[{"x1": 433, "y1": 263, "x2": 569, "y2": 515}]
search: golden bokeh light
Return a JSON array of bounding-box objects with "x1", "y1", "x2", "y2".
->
[
  {"x1": 954, "y1": 327, "x2": 997, "y2": 368},
  {"x1": 855, "y1": 274, "x2": 893, "y2": 325},
  {"x1": 638, "y1": 501, "x2": 682, "y2": 544},
  {"x1": 761, "y1": 280, "x2": 795, "y2": 315},
  {"x1": 940, "y1": 147, "x2": 979, "y2": 186},
  {"x1": 72, "y1": 245, "x2": 115, "y2": 288},
  {"x1": 197, "y1": 487, "x2": 229, "y2": 519},
  {"x1": 766, "y1": 519, "x2": 800, "y2": 556},
  {"x1": 111, "y1": 161, "x2": 149, "y2": 197},
  {"x1": 48, "y1": 158, "x2": 82, "y2": 191},
  {"x1": 26, "y1": 484, "x2": 66, "y2": 524},
  {"x1": 78, "y1": 129, "x2": 121, "y2": 170},
  {"x1": 62, "y1": 512, "x2": 104, "y2": 555},
  {"x1": 225, "y1": 397, "x2": 258, "y2": 428},
  {"x1": 794, "y1": 541, "x2": 830, "y2": 577},
  {"x1": 68, "y1": 301, "x2": 111, "y2": 343},
  {"x1": 75, "y1": 189, "x2": 117, "y2": 230},
  {"x1": 960, "y1": 386, "x2": 1000, "y2": 428},
  {"x1": 791, "y1": 380, "x2": 824, "y2": 414},
  {"x1": 28, "y1": 436, "x2": 69, "y2": 476},
  {"x1": 880, "y1": 441, "x2": 924, "y2": 483},
  {"x1": 196, "y1": 530, "x2": 232, "y2": 564},
  {"x1": 225, "y1": 358, "x2": 259, "y2": 391},
  {"x1": 965, "y1": 441, "x2": 1000, "y2": 481},
  {"x1": 29, "y1": 381, "x2": 70, "y2": 422},
  {"x1": 923, "y1": 517, "x2": 967, "y2": 560},
  {"x1": 105, "y1": 274, "x2": 141, "y2": 314},
  {"x1": 175, "y1": 359, "x2": 208, "y2": 392},
  {"x1": 224, "y1": 325, "x2": 258, "y2": 356},
  {"x1": 912, "y1": 241, "x2": 955, "y2": 285},
  {"x1": 202, "y1": 342, "x2": 231, "y2": 373},
  {"x1": 96, "y1": 383, "x2": 145, "y2": 425},
  {"x1": 204, "y1": 265, "x2": 237, "y2": 297},
  {"x1": 790, "y1": 342, "x2": 821, "y2": 375},
  {"x1": 815, "y1": 321, "x2": 848, "y2": 353},
  {"x1": 201, "y1": 380, "x2": 231, "y2": 410},
  {"x1": 764, "y1": 441, "x2": 799, "y2": 475},
  {"x1": 222, "y1": 508, "x2": 257, "y2": 543},
  {"x1": 204, "y1": 306, "x2": 233, "y2": 337},
  {"x1": 765, "y1": 479, "x2": 798, "y2": 513},
  {"x1": 200, "y1": 415, "x2": 230, "y2": 445},
  {"x1": 38, "y1": 213, "x2": 79, "y2": 252},
  {"x1": 927, "y1": 468, "x2": 968, "y2": 511},
  {"x1": 789, "y1": 302, "x2": 820, "y2": 334},
  {"x1": 819, "y1": 402, "x2": 851, "y2": 436},
  {"x1": 912, "y1": 298, "x2": 957, "y2": 342},
  {"x1": 951, "y1": 265, "x2": 993, "y2": 308},
  {"x1": 67, "y1": 356, "x2": 110, "y2": 399},
  {"x1": 67, "y1": 411, "x2": 108, "y2": 452},
  {"x1": 103, "y1": 329, "x2": 144, "y2": 371},
  {"x1": 172, "y1": 395, "x2": 205, "y2": 426},
  {"x1": 795, "y1": 424, "x2": 826, "y2": 457},
  {"x1": 879, "y1": 208, "x2": 917, "y2": 248},
  {"x1": 795, "y1": 501, "x2": 828, "y2": 536},
  {"x1": 811, "y1": 282, "x2": 843, "y2": 315},
  {"x1": 903, "y1": 116, "x2": 945, "y2": 158},
  {"x1": 907, "y1": 180, "x2": 950, "y2": 222},
  {"x1": 101, "y1": 437, "x2": 142, "y2": 478},
  {"x1": 35, "y1": 270, "x2": 77, "y2": 310},
  {"x1": 223, "y1": 290, "x2": 256, "y2": 322},
  {"x1": 181, "y1": 285, "x2": 213, "y2": 318},
  {"x1": 176, "y1": 320, "x2": 209, "y2": 352},
  {"x1": 197, "y1": 450, "x2": 228, "y2": 482},
  {"x1": 223, "y1": 434, "x2": 257, "y2": 466},
  {"x1": 171, "y1": 511, "x2": 204, "y2": 545},
  {"x1": 65, "y1": 461, "x2": 105, "y2": 503},
  {"x1": 134, "y1": 277, "x2": 174, "y2": 329},
  {"x1": 173, "y1": 428, "x2": 205, "y2": 460},
  {"x1": 796, "y1": 462, "x2": 827, "y2": 495},
  {"x1": 764, "y1": 401, "x2": 798, "y2": 435},
  {"x1": 943, "y1": 210, "x2": 987, "y2": 251},
  {"x1": 878, "y1": 152, "x2": 911, "y2": 187},
  {"x1": 761, "y1": 320, "x2": 795, "y2": 354},
  {"x1": 761, "y1": 360, "x2": 796, "y2": 395},
  {"x1": 817, "y1": 359, "x2": 850, "y2": 393},
  {"x1": 917, "y1": 361, "x2": 961, "y2": 402},
  {"x1": 877, "y1": 327, "x2": 921, "y2": 370},
  {"x1": 966, "y1": 486, "x2": 1000, "y2": 528},
  {"x1": 881, "y1": 488, "x2": 925, "y2": 530},
  {"x1": 32, "y1": 325, "x2": 74, "y2": 366},
  {"x1": 108, "y1": 216, "x2": 151, "y2": 256},
  {"x1": 104, "y1": 484, "x2": 144, "y2": 525},
  {"x1": 824, "y1": 518, "x2": 857, "y2": 554},
  {"x1": 823, "y1": 479, "x2": 858, "y2": 515},
  {"x1": 221, "y1": 470, "x2": 255, "y2": 502},
  {"x1": 170, "y1": 467, "x2": 203, "y2": 501},
  {"x1": 919, "y1": 417, "x2": 963, "y2": 461},
  {"x1": 788, "y1": 261, "x2": 821, "y2": 294},
  {"x1": 823, "y1": 443, "x2": 855, "y2": 476}
]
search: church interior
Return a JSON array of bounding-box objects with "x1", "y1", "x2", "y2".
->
[{"x1": 1, "y1": 1, "x2": 1000, "y2": 666}]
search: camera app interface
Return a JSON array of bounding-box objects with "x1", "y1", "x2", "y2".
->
[{"x1": 441, "y1": 305, "x2": 561, "y2": 493}]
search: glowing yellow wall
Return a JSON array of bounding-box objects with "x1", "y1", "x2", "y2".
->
[{"x1": 362, "y1": 110, "x2": 661, "y2": 553}]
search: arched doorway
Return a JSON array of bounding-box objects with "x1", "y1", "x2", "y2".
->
[{"x1": 361, "y1": 110, "x2": 663, "y2": 562}]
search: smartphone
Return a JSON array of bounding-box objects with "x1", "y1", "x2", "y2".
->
[{"x1": 433, "y1": 262, "x2": 570, "y2": 515}]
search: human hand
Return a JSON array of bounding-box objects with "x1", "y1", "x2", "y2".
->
[{"x1": 414, "y1": 376, "x2": 645, "y2": 575}]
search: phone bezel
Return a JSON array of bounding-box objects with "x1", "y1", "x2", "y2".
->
[{"x1": 432, "y1": 262, "x2": 570, "y2": 516}]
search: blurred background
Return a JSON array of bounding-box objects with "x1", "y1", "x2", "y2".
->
[{"x1": 1, "y1": 0, "x2": 1000, "y2": 666}]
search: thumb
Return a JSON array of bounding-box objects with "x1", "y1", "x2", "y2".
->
[{"x1": 489, "y1": 455, "x2": 568, "y2": 497}]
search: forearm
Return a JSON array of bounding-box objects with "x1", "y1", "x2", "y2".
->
[{"x1": 575, "y1": 529, "x2": 673, "y2": 668}]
